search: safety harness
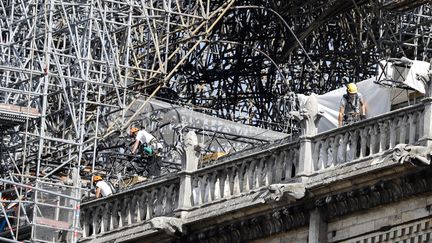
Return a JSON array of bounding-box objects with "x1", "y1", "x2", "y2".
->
[{"x1": 343, "y1": 94, "x2": 362, "y2": 125}]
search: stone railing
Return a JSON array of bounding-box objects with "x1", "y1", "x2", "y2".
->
[
  {"x1": 80, "y1": 177, "x2": 179, "y2": 238},
  {"x1": 312, "y1": 104, "x2": 425, "y2": 171},
  {"x1": 80, "y1": 94, "x2": 432, "y2": 240},
  {"x1": 190, "y1": 141, "x2": 300, "y2": 206}
]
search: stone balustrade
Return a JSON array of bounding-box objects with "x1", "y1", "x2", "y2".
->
[
  {"x1": 312, "y1": 104, "x2": 424, "y2": 171},
  {"x1": 190, "y1": 141, "x2": 300, "y2": 205},
  {"x1": 80, "y1": 177, "x2": 179, "y2": 238},
  {"x1": 80, "y1": 97, "x2": 432, "y2": 241}
]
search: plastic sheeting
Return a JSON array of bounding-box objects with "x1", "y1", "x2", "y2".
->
[
  {"x1": 304, "y1": 77, "x2": 391, "y2": 133},
  {"x1": 377, "y1": 59, "x2": 430, "y2": 94},
  {"x1": 126, "y1": 98, "x2": 289, "y2": 154},
  {"x1": 300, "y1": 59, "x2": 430, "y2": 132}
]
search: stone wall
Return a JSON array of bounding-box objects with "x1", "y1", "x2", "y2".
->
[
  {"x1": 250, "y1": 227, "x2": 309, "y2": 243},
  {"x1": 327, "y1": 193, "x2": 432, "y2": 242}
]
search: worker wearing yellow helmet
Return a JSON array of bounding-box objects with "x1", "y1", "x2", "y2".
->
[{"x1": 338, "y1": 82, "x2": 366, "y2": 127}]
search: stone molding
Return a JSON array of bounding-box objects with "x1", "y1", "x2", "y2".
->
[{"x1": 176, "y1": 168, "x2": 432, "y2": 242}]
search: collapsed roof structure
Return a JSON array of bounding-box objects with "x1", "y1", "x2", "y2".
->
[{"x1": 0, "y1": 0, "x2": 431, "y2": 241}]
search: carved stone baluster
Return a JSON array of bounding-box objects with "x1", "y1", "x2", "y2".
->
[
  {"x1": 294, "y1": 147, "x2": 300, "y2": 175},
  {"x1": 118, "y1": 199, "x2": 125, "y2": 227},
  {"x1": 417, "y1": 111, "x2": 424, "y2": 140},
  {"x1": 239, "y1": 162, "x2": 248, "y2": 192},
  {"x1": 94, "y1": 206, "x2": 104, "y2": 235},
  {"x1": 87, "y1": 208, "x2": 94, "y2": 237},
  {"x1": 257, "y1": 158, "x2": 266, "y2": 187},
  {"x1": 209, "y1": 171, "x2": 217, "y2": 202},
  {"x1": 330, "y1": 136, "x2": 338, "y2": 167},
  {"x1": 389, "y1": 118, "x2": 398, "y2": 149},
  {"x1": 395, "y1": 116, "x2": 402, "y2": 145},
  {"x1": 349, "y1": 130, "x2": 359, "y2": 161},
  {"x1": 340, "y1": 133, "x2": 349, "y2": 163},
  {"x1": 408, "y1": 113, "x2": 416, "y2": 144},
  {"x1": 121, "y1": 198, "x2": 128, "y2": 227},
  {"x1": 233, "y1": 166, "x2": 241, "y2": 195},
  {"x1": 321, "y1": 139, "x2": 329, "y2": 168},
  {"x1": 206, "y1": 176, "x2": 212, "y2": 202},
  {"x1": 199, "y1": 175, "x2": 208, "y2": 203},
  {"x1": 90, "y1": 208, "x2": 97, "y2": 236},
  {"x1": 248, "y1": 160, "x2": 256, "y2": 190},
  {"x1": 369, "y1": 124, "x2": 379, "y2": 155},
  {"x1": 162, "y1": 187, "x2": 169, "y2": 215},
  {"x1": 282, "y1": 151, "x2": 291, "y2": 180},
  {"x1": 129, "y1": 196, "x2": 137, "y2": 224},
  {"x1": 124, "y1": 197, "x2": 132, "y2": 226},
  {"x1": 157, "y1": 188, "x2": 165, "y2": 216},
  {"x1": 168, "y1": 186, "x2": 174, "y2": 214},
  {"x1": 313, "y1": 140, "x2": 322, "y2": 171},
  {"x1": 385, "y1": 120, "x2": 391, "y2": 149},
  {"x1": 144, "y1": 192, "x2": 151, "y2": 220},
  {"x1": 111, "y1": 200, "x2": 120, "y2": 230},
  {"x1": 274, "y1": 152, "x2": 284, "y2": 183},
  {"x1": 150, "y1": 190, "x2": 158, "y2": 218},
  {"x1": 399, "y1": 115, "x2": 408, "y2": 144},
  {"x1": 136, "y1": 193, "x2": 144, "y2": 222},
  {"x1": 263, "y1": 156, "x2": 270, "y2": 186},
  {"x1": 191, "y1": 177, "x2": 200, "y2": 206},
  {"x1": 379, "y1": 122, "x2": 388, "y2": 152},
  {"x1": 417, "y1": 111, "x2": 423, "y2": 140},
  {"x1": 80, "y1": 207, "x2": 91, "y2": 238},
  {"x1": 265, "y1": 155, "x2": 276, "y2": 185},
  {"x1": 227, "y1": 167, "x2": 236, "y2": 197},
  {"x1": 80, "y1": 208, "x2": 89, "y2": 237},
  {"x1": 155, "y1": 189, "x2": 163, "y2": 216},
  {"x1": 218, "y1": 170, "x2": 227, "y2": 199},
  {"x1": 172, "y1": 185, "x2": 179, "y2": 211},
  {"x1": 101, "y1": 203, "x2": 110, "y2": 233},
  {"x1": 360, "y1": 127, "x2": 368, "y2": 158}
]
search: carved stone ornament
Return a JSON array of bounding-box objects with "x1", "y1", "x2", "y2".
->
[
  {"x1": 392, "y1": 144, "x2": 431, "y2": 166},
  {"x1": 314, "y1": 168, "x2": 432, "y2": 219},
  {"x1": 264, "y1": 183, "x2": 306, "y2": 202},
  {"x1": 149, "y1": 217, "x2": 183, "y2": 236},
  {"x1": 178, "y1": 207, "x2": 309, "y2": 243},
  {"x1": 289, "y1": 94, "x2": 323, "y2": 136},
  {"x1": 184, "y1": 131, "x2": 198, "y2": 148}
]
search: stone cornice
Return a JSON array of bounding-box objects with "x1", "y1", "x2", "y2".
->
[
  {"x1": 176, "y1": 166, "x2": 432, "y2": 242},
  {"x1": 315, "y1": 167, "x2": 432, "y2": 219}
]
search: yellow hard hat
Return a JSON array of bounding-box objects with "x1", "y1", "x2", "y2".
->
[
  {"x1": 130, "y1": 127, "x2": 139, "y2": 135},
  {"x1": 93, "y1": 175, "x2": 102, "y2": 182},
  {"x1": 346, "y1": 83, "x2": 358, "y2": 94}
]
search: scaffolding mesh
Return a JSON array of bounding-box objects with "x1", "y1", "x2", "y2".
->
[{"x1": 33, "y1": 182, "x2": 80, "y2": 243}]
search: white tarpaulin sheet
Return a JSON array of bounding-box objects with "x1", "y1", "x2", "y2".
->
[
  {"x1": 311, "y1": 77, "x2": 391, "y2": 133},
  {"x1": 377, "y1": 59, "x2": 430, "y2": 93},
  {"x1": 301, "y1": 59, "x2": 430, "y2": 132}
]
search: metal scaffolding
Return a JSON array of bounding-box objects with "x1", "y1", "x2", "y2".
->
[
  {"x1": 0, "y1": 0, "x2": 431, "y2": 242},
  {"x1": 0, "y1": 0, "x2": 235, "y2": 241}
]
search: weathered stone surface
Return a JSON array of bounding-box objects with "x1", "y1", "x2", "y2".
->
[
  {"x1": 79, "y1": 100, "x2": 432, "y2": 243},
  {"x1": 392, "y1": 144, "x2": 431, "y2": 165},
  {"x1": 264, "y1": 183, "x2": 306, "y2": 202},
  {"x1": 80, "y1": 217, "x2": 182, "y2": 243}
]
